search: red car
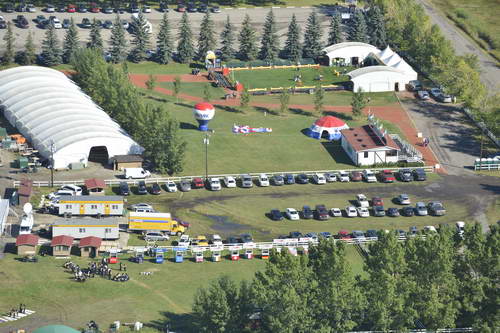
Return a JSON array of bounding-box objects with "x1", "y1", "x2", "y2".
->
[
  {"x1": 337, "y1": 230, "x2": 351, "y2": 240},
  {"x1": 372, "y1": 197, "x2": 384, "y2": 207},
  {"x1": 350, "y1": 171, "x2": 363, "y2": 182},
  {"x1": 90, "y1": 3, "x2": 100, "y2": 12},
  {"x1": 67, "y1": 4, "x2": 76, "y2": 12},
  {"x1": 380, "y1": 170, "x2": 396, "y2": 183},
  {"x1": 192, "y1": 177, "x2": 204, "y2": 189}
]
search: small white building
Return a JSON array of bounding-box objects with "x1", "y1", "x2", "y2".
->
[
  {"x1": 58, "y1": 196, "x2": 124, "y2": 216},
  {"x1": 52, "y1": 218, "x2": 120, "y2": 240},
  {"x1": 341, "y1": 125, "x2": 400, "y2": 166},
  {"x1": 321, "y1": 42, "x2": 379, "y2": 66},
  {"x1": 349, "y1": 66, "x2": 412, "y2": 92}
]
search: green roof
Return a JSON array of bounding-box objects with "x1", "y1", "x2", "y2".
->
[{"x1": 34, "y1": 325, "x2": 80, "y2": 333}]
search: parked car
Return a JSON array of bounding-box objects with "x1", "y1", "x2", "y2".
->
[
  {"x1": 241, "y1": 174, "x2": 253, "y2": 188},
  {"x1": 337, "y1": 230, "x2": 351, "y2": 240},
  {"x1": 284, "y1": 174, "x2": 295, "y2": 184},
  {"x1": 412, "y1": 168, "x2": 427, "y2": 181},
  {"x1": 223, "y1": 176, "x2": 236, "y2": 188},
  {"x1": 194, "y1": 235, "x2": 208, "y2": 246},
  {"x1": 356, "y1": 194, "x2": 369, "y2": 207},
  {"x1": 379, "y1": 170, "x2": 396, "y2": 183},
  {"x1": 272, "y1": 174, "x2": 284, "y2": 186},
  {"x1": 177, "y1": 4, "x2": 186, "y2": 12},
  {"x1": 456, "y1": 221, "x2": 465, "y2": 237},
  {"x1": 165, "y1": 180, "x2": 178, "y2": 193},
  {"x1": 399, "y1": 168, "x2": 413, "y2": 182},
  {"x1": 319, "y1": 231, "x2": 332, "y2": 239},
  {"x1": 56, "y1": 4, "x2": 65, "y2": 12},
  {"x1": 296, "y1": 173, "x2": 309, "y2": 184},
  {"x1": 324, "y1": 172, "x2": 337, "y2": 182},
  {"x1": 144, "y1": 231, "x2": 169, "y2": 242},
  {"x1": 330, "y1": 207, "x2": 342, "y2": 217},
  {"x1": 338, "y1": 170, "x2": 350, "y2": 182},
  {"x1": 129, "y1": 3, "x2": 139, "y2": 12},
  {"x1": 62, "y1": 18, "x2": 70, "y2": 28},
  {"x1": 35, "y1": 14, "x2": 47, "y2": 23},
  {"x1": 372, "y1": 197, "x2": 384, "y2": 207},
  {"x1": 159, "y1": 2, "x2": 169, "y2": 12},
  {"x1": 258, "y1": 173, "x2": 270, "y2": 187},
  {"x1": 397, "y1": 194, "x2": 411, "y2": 205},
  {"x1": 178, "y1": 234, "x2": 190, "y2": 247},
  {"x1": 366, "y1": 229, "x2": 378, "y2": 239},
  {"x1": 417, "y1": 90, "x2": 430, "y2": 100},
  {"x1": 373, "y1": 205, "x2": 385, "y2": 217},
  {"x1": 415, "y1": 202, "x2": 428, "y2": 216},
  {"x1": 408, "y1": 80, "x2": 422, "y2": 91},
  {"x1": 18, "y1": 16, "x2": 29, "y2": 28},
  {"x1": 0, "y1": 17, "x2": 6, "y2": 29},
  {"x1": 395, "y1": 229, "x2": 406, "y2": 238},
  {"x1": 240, "y1": 233, "x2": 253, "y2": 243},
  {"x1": 150, "y1": 183, "x2": 161, "y2": 195},
  {"x1": 208, "y1": 234, "x2": 223, "y2": 245},
  {"x1": 103, "y1": 19, "x2": 113, "y2": 28},
  {"x1": 285, "y1": 208, "x2": 300, "y2": 220},
  {"x1": 350, "y1": 171, "x2": 363, "y2": 182},
  {"x1": 313, "y1": 173, "x2": 326, "y2": 184},
  {"x1": 357, "y1": 206, "x2": 370, "y2": 218},
  {"x1": 409, "y1": 226, "x2": 418, "y2": 236},
  {"x1": 90, "y1": 3, "x2": 100, "y2": 12},
  {"x1": 27, "y1": 4, "x2": 36, "y2": 12},
  {"x1": 179, "y1": 179, "x2": 191, "y2": 192},
  {"x1": 402, "y1": 206, "x2": 415, "y2": 217},
  {"x1": 424, "y1": 225, "x2": 437, "y2": 233},
  {"x1": 210, "y1": 5, "x2": 221, "y2": 13},
  {"x1": 66, "y1": 4, "x2": 76, "y2": 12},
  {"x1": 387, "y1": 207, "x2": 400, "y2": 217},
  {"x1": 352, "y1": 230, "x2": 366, "y2": 241},
  {"x1": 77, "y1": 3, "x2": 87, "y2": 12},
  {"x1": 209, "y1": 178, "x2": 221, "y2": 191},
  {"x1": 137, "y1": 181, "x2": 148, "y2": 194},
  {"x1": 315, "y1": 204, "x2": 329, "y2": 220},
  {"x1": 270, "y1": 209, "x2": 283, "y2": 221},
  {"x1": 129, "y1": 203, "x2": 153, "y2": 211},
  {"x1": 142, "y1": 5, "x2": 151, "y2": 13},
  {"x1": 198, "y1": 4, "x2": 208, "y2": 12},
  {"x1": 187, "y1": 2, "x2": 197, "y2": 12},
  {"x1": 302, "y1": 205, "x2": 313, "y2": 219},
  {"x1": 81, "y1": 18, "x2": 92, "y2": 28},
  {"x1": 16, "y1": 3, "x2": 27, "y2": 12},
  {"x1": 3, "y1": 3, "x2": 14, "y2": 12},
  {"x1": 304, "y1": 232, "x2": 318, "y2": 241},
  {"x1": 430, "y1": 87, "x2": 452, "y2": 103},
  {"x1": 345, "y1": 206, "x2": 358, "y2": 217},
  {"x1": 428, "y1": 201, "x2": 446, "y2": 216},
  {"x1": 59, "y1": 184, "x2": 82, "y2": 196},
  {"x1": 363, "y1": 169, "x2": 377, "y2": 182},
  {"x1": 192, "y1": 177, "x2": 204, "y2": 189},
  {"x1": 50, "y1": 17, "x2": 62, "y2": 28},
  {"x1": 119, "y1": 181, "x2": 129, "y2": 196}
]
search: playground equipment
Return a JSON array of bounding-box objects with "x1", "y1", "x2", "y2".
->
[
  {"x1": 193, "y1": 102, "x2": 215, "y2": 132},
  {"x1": 205, "y1": 50, "x2": 221, "y2": 69},
  {"x1": 155, "y1": 248, "x2": 167, "y2": 264},
  {"x1": 108, "y1": 248, "x2": 119, "y2": 264},
  {"x1": 174, "y1": 247, "x2": 187, "y2": 263}
]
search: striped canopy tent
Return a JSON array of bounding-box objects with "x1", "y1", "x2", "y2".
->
[{"x1": 306, "y1": 116, "x2": 349, "y2": 140}]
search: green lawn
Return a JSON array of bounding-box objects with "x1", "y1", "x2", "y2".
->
[
  {"x1": 52, "y1": 62, "x2": 198, "y2": 75},
  {"x1": 158, "y1": 82, "x2": 226, "y2": 100},
  {"x1": 230, "y1": 66, "x2": 352, "y2": 89}
]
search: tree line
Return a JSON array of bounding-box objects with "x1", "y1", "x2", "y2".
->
[
  {"x1": 191, "y1": 224, "x2": 499, "y2": 332},
  {"x1": 70, "y1": 49, "x2": 186, "y2": 175}
]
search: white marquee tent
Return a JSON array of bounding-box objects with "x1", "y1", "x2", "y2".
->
[{"x1": 0, "y1": 66, "x2": 143, "y2": 169}]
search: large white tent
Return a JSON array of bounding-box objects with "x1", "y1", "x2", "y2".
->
[{"x1": 0, "y1": 66, "x2": 143, "y2": 169}]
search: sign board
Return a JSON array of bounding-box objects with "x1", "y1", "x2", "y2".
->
[
  {"x1": 243, "y1": 242, "x2": 256, "y2": 249},
  {"x1": 229, "y1": 245, "x2": 243, "y2": 251}
]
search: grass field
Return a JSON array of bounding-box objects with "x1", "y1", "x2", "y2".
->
[
  {"x1": 158, "y1": 81, "x2": 226, "y2": 100},
  {"x1": 231, "y1": 66, "x2": 352, "y2": 89}
]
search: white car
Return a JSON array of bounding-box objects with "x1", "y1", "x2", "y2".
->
[
  {"x1": 345, "y1": 206, "x2": 358, "y2": 217},
  {"x1": 258, "y1": 173, "x2": 270, "y2": 187},
  {"x1": 397, "y1": 194, "x2": 411, "y2": 205},
  {"x1": 285, "y1": 208, "x2": 300, "y2": 220},
  {"x1": 224, "y1": 176, "x2": 236, "y2": 188},
  {"x1": 209, "y1": 178, "x2": 221, "y2": 191},
  {"x1": 456, "y1": 221, "x2": 465, "y2": 237},
  {"x1": 47, "y1": 190, "x2": 73, "y2": 200},
  {"x1": 51, "y1": 18, "x2": 62, "y2": 29},
  {"x1": 142, "y1": 5, "x2": 151, "y2": 13},
  {"x1": 178, "y1": 234, "x2": 190, "y2": 247},
  {"x1": 363, "y1": 169, "x2": 377, "y2": 182},
  {"x1": 166, "y1": 180, "x2": 178, "y2": 192},
  {"x1": 424, "y1": 225, "x2": 437, "y2": 233},
  {"x1": 330, "y1": 208, "x2": 342, "y2": 217},
  {"x1": 415, "y1": 202, "x2": 428, "y2": 216},
  {"x1": 121, "y1": 20, "x2": 129, "y2": 29},
  {"x1": 338, "y1": 171, "x2": 350, "y2": 182},
  {"x1": 129, "y1": 203, "x2": 153, "y2": 211},
  {"x1": 59, "y1": 184, "x2": 82, "y2": 196},
  {"x1": 357, "y1": 207, "x2": 370, "y2": 217},
  {"x1": 241, "y1": 174, "x2": 253, "y2": 188},
  {"x1": 210, "y1": 234, "x2": 223, "y2": 245},
  {"x1": 356, "y1": 194, "x2": 369, "y2": 208},
  {"x1": 324, "y1": 172, "x2": 337, "y2": 182},
  {"x1": 313, "y1": 173, "x2": 326, "y2": 184}
]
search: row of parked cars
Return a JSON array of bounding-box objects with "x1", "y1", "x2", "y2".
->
[{"x1": 409, "y1": 80, "x2": 453, "y2": 103}]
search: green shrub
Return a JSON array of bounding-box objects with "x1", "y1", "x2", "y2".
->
[{"x1": 454, "y1": 8, "x2": 469, "y2": 19}]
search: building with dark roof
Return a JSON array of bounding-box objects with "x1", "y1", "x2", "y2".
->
[{"x1": 111, "y1": 154, "x2": 143, "y2": 170}]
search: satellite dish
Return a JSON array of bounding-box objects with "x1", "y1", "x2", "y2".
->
[{"x1": 23, "y1": 203, "x2": 33, "y2": 215}]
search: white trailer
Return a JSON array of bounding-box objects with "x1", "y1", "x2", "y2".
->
[{"x1": 58, "y1": 196, "x2": 124, "y2": 216}]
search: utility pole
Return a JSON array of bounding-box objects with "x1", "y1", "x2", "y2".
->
[
  {"x1": 50, "y1": 140, "x2": 56, "y2": 187},
  {"x1": 203, "y1": 133, "x2": 210, "y2": 181}
]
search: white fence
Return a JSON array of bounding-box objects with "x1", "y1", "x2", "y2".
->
[
  {"x1": 12, "y1": 166, "x2": 435, "y2": 188},
  {"x1": 474, "y1": 161, "x2": 500, "y2": 171}
]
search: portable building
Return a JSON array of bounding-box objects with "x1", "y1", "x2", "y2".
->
[
  {"x1": 112, "y1": 155, "x2": 144, "y2": 171},
  {"x1": 52, "y1": 218, "x2": 120, "y2": 239},
  {"x1": 51, "y1": 235, "x2": 74, "y2": 257},
  {"x1": 16, "y1": 234, "x2": 39, "y2": 255},
  {"x1": 57, "y1": 196, "x2": 124, "y2": 216},
  {"x1": 78, "y1": 236, "x2": 102, "y2": 257}
]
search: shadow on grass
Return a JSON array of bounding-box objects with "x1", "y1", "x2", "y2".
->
[
  {"x1": 143, "y1": 94, "x2": 171, "y2": 104},
  {"x1": 290, "y1": 108, "x2": 314, "y2": 117},
  {"x1": 323, "y1": 110, "x2": 353, "y2": 121},
  {"x1": 180, "y1": 122, "x2": 199, "y2": 130},
  {"x1": 146, "y1": 311, "x2": 196, "y2": 333},
  {"x1": 214, "y1": 104, "x2": 244, "y2": 113},
  {"x1": 321, "y1": 141, "x2": 354, "y2": 165},
  {"x1": 175, "y1": 102, "x2": 195, "y2": 109}
]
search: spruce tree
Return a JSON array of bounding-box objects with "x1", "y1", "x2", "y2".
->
[
  {"x1": 349, "y1": 11, "x2": 368, "y2": 43},
  {"x1": 63, "y1": 18, "x2": 80, "y2": 64},
  {"x1": 367, "y1": 6, "x2": 387, "y2": 48},
  {"x1": 282, "y1": 14, "x2": 301, "y2": 62},
  {"x1": 238, "y1": 14, "x2": 258, "y2": 61},
  {"x1": 328, "y1": 13, "x2": 343, "y2": 45},
  {"x1": 303, "y1": 11, "x2": 323, "y2": 59},
  {"x1": 156, "y1": 13, "x2": 173, "y2": 64},
  {"x1": 2, "y1": 22, "x2": 15, "y2": 65},
  {"x1": 177, "y1": 12, "x2": 195, "y2": 64},
  {"x1": 220, "y1": 16, "x2": 235, "y2": 61},
  {"x1": 21, "y1": 30, "x2": 36, "y2": 65},
  {"x1": 41, "y1": 23, "x2": 62, "y2": 66},
  {"x1": 88, "y1": 18, "x2": 103, "y2": 52},
  {"x1": 129, "y1": 12, "x2": 151, "y2": 62},
  {"x1": 197, "y1": 11, "x2": 216, "y2": 61},
  {"x1": 109, "y1": 15, "x2": 128, "y2": 63},
  {"x1": 259, "y1": 9, "x2": 279, "y2": 62}
]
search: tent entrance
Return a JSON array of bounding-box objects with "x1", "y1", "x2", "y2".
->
[
  {"x1": 88, "y1": 146, "x2": 109, "y2": 163},
  {"x1": 321, "y1": 131, "x2": 330, "y2": 139}
]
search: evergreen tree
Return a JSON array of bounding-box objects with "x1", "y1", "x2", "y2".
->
[
  {"x1": 220, "y1": 16, "x2": 235, "y2": 61},
  {"x1": 177, "y1": 12, "x2": 195, "y2": 64},
  {"x1": 21, "y1": 30, "x2": 36, "y2": 65},
  {"x1": 314, "y1": 85, "x2": 325, "y2": 115},
  {"x1": 367, "y1": 6, "x2": 387, "y2": 48},
  {"x1": 63, "y1": 18, "x2": 80, "y2": 64},
  {"x1": 303, "y1": 11, "x2": 323, "y2": 59},
  {"x1": 2, "y1": 22, "x2": 15, "y2": 65},
  {"x1": 349, "y1": 11, "x2": 368, "y2": 43},
  {"x1": 109, "y1": 15, "x2": 128, "y2": 63},
  {"x1": 328, "y1": 13, "x2": 343, "y2": 45},
  {"x1": 156, "y1": 13, "x2": 173, "y2": 64},
  {"x1": 145, "y1": 74, "x2": 156, "y2": 91},
  {"x1": 129, "y1": 12, "x2": 151, "y2": 62},
  {"x1": 259, "y1": 9, "x2": 279, "y2": 62},
  {"x1": 41, "y1": 23, "x2": 62, "y2": 66},
  {"x1": 173, "y1": 76, "x2": 181, "y2": 101},
  {"x1": 238, "y1": 14, "x2": 258, "y2": 61},
  {"x1": 282, "y1": 14, "x2": 301, "y2": 62},
  {"x1": 351, "y1": 88, "x2": 367, "y2": 117},
  {"x1": 88, "y1": 18, "x2": 103, "y2": 52},
  {"x1": 197, "y1": 11, "x2": 216, "y2": 61}
]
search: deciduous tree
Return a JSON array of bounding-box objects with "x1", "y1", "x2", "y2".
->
[
  {"x1": 145, "y1": 74, "x2": 156, "y2": 91},
  {"x1": 240, "y1": 85, "x2": 250, "y2": 109},
  {"x1": 351, "y1": 88, "x2": 367, "y2": 117},
  {"x1": 314, "y1": 85, "x2": 325, "y2": 115},
  {"x1": 279, "y1": 88, "x2": 290, "y2": 114},
  {"x1": 203, "y1": 84, "x2": 211, "y2": 102},
  {"x1": 173, "y1": 75, "x2": 181, "y2": 101}
]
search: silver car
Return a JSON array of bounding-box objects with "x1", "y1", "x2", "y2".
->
[
  {"x1": 427, "y1": 201, "x2": 446, "y2": 216},
  {"x1": 415, "y1": 202, "x2": 428, "y2": 216},
  {"x1": 417, "y1": 90, "x2": 430, "y2": 100},
  {"x1": 241, "y1": 174, "x2": 253, "y2": 188},
  {"x1": 144, "y1": 231, "x2": 169, "y2": 242}
]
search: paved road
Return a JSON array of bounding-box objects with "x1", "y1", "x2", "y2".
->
[{"x1": 414, "y1": 0, "x2": 500, "y2": 92}]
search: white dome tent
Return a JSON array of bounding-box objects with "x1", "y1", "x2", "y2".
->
[
  {"x1": 0, "y1": 66, "x2": 143, "y2": 169},
  {"x1": 307, "y1": 116, "x2": 349, "y2": 141}
]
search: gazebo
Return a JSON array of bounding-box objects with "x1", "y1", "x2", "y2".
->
[{"x1": 306, "y1": 116, "x2": 349, "y2": 140}]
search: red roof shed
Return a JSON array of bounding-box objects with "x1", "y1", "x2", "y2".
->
[
  {"x1": 79, "y1": 236, "x2": 102, "y2": 248},
  {"x1": 16, "y1": 234, "x2": 39, "y2": 246},
  {"x1": 51, "y1": 235, "x2": 74, "y2": 247},
  {"x1": 84, "y1": 178, "x2": 106, "y2": 190}
]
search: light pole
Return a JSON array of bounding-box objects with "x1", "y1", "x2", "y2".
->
[
  {"x1": 203, "y1": 133, "x2": 210, "y2": 181},
  {"x1": 50, "y1": 140, "x2": 56, "y2": 187}
]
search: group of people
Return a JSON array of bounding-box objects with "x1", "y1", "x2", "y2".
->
[
  {"x1": 63, "y1": 260, "x2": 129, "y2": 283},
  {"x1": 7, "y1": 304, "x2": 27, "y2": 318}
]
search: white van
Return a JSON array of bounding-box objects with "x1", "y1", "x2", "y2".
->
[
  {"x1": 59, "y1": 184, "x2": 83, "y2": 196},
  {"x1": 210, "y1": 178, "x2": 221, "y2": 191},
  {"x1": 124, "y1": 168, "x2": 151, "y2": 179}
]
